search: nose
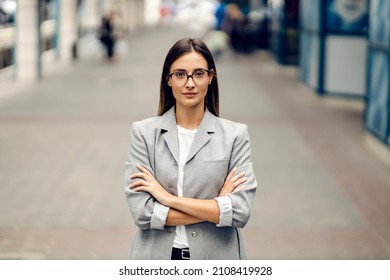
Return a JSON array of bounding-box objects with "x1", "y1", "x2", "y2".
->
[{"x1": 185, "y1": 75, "x2": 195, "y2": 87}]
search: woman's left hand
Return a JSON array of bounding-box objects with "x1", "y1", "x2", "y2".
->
[
  {"x1": 218, "y1": 167, "x2": 247, "y2": 197},
  {"x1": 129, "y1": 165, "x2": 174, "y2": 206}
]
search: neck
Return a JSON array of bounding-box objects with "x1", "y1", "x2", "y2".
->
[{"x1": 175, "y1": 105, "x2": 205, "y2": 130}]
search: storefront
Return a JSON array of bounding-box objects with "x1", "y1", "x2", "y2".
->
[{"x1": 299, "y1": 0, "x2": 368, "y2": 97}]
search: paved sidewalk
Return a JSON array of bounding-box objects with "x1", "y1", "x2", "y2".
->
[{"x1": 0, "y1": 27, "x2": 389, "y2": 259}]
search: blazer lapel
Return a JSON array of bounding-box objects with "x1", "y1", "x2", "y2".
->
[
  {"x1": 157, "y1": 107, "x2": 216, "y2": 165},
  {"x1": 158, "y1": 107, "x2": 179, "y2": 165},
  {"x1": 186, "y1": 110, "x2": 216, "y2": 164}
]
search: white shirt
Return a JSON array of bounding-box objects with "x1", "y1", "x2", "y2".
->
[
  {"x1": 173, "y1": 125, "x2": 233, "y2": 249},
  {"x1": 173, "y1": 125, "x2": 197, "y2": 249}
]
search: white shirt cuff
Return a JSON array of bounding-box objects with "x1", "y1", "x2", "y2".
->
[
  {"x1": 150, "y1": 202, "x2": 169, "y2": 230},
  {"x1": 215, "y1": 196, "x2": 233, "y2": 227}
]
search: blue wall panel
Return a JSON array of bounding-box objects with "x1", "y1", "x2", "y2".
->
[
  {"x1": 365, "y1": 50, "x2": 389, "y2": 140},
  {"x1": 301, "y1": 0, "x2": 320, "y2": 31},
  {"x1": 299, "y1": 31, "x2": 311, "y2": 84},
  {"x1": 299, "y1": 31, "x2": 320, "y2": 88},
  {"x1": 365, "y1": 0, "x2": 390, "y2": 145},
  {"x1": 299, "y1": 0, "x2": 321, "y2": 89},
  {"x1": 369, "y1": 0, "x2": 390, "y2": 47}
]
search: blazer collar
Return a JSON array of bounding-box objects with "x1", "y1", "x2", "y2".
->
[
  {"x1": 158, "y1": 106, "x2": 216, "y2": 132},
  {"x1": 158, "y1": 106, "x2": 216, "y2": 164}
]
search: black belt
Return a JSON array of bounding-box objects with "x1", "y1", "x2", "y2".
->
[{"x1": 171, "y1": 247, "x2": 190, "y2": 260}]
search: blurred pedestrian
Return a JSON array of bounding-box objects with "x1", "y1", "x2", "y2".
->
[
  {"x1": 124, "y1": 38, "x2": 257, "y2": 260},
  {"x1": 98, "y1": 10, "x2": 116, "y2": 62},
  {"x1": 221, "y1": 4, "x2": 245, "y2": 53},
  {"x1": 214, "y1": 0, "x2": 226, "y2": 31}
]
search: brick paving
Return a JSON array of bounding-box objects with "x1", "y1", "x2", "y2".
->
[{"x1": 0, "y1": 27, "x2": 389, "y2": 259}]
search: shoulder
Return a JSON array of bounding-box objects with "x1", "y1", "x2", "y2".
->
[
  {"x1": 130, "y1": 116, "x2": 161, "y2": 137},
  {"x1": 214, "y1": 116, "x2": 248, "y2": 135},
  {"x1": 132, "y1": 116, "x2": 159, "y2": 129}
]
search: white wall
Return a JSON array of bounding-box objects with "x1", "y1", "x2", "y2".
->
[
  {"x1": 144, "y1": 0, "x2": 162, "y2": 26},
  {"x1": 325, "y1": 36, "x2": 367, "y2": 96}
]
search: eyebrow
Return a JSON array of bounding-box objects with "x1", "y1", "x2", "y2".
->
[{"x1": 171, "y1": 68, "x2": 207, "y2": 72}]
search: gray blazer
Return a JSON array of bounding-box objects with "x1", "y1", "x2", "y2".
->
[{"x1": 124, "y1": 107, "x2": 257, "y2": 259}]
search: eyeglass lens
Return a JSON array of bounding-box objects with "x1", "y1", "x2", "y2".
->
[{"x1": 170, "y1": 69, "x2": 209, "y2": 86}]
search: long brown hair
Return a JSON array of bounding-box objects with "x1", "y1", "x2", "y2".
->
[{"x1": 158, "y1": 38, "x2": 219, "y2": 117}]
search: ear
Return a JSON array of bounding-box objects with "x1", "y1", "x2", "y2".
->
[
  {"x1": 167, "y1": 76, "x2": 172, "y2": 87},
  {"x1": 208, "y1": 70, "x2": 214, "y2": 85}
]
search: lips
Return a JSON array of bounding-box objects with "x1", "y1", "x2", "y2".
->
[{"x1": 183, "y1": 92, "x2": 197, "y2": 98}]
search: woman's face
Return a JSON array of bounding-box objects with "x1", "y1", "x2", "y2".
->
[{"x1": 168, "y1": 51, "x2": 213, "y2": 112}]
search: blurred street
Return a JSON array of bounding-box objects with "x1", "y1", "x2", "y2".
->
[{"x1": 0, "y1": 26, "x2": 390, "y2": 260}]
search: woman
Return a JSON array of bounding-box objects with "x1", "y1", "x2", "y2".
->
[
  {"x1": 98, "y1": 10, "x2": 116, "y2": 62},
  {"x1": 124, "y1": 38, "x2": 257, "y2": 260}
]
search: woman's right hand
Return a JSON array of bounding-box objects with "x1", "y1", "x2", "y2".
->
[{"x1": 218, "y1": 167, "x2": 247, "y2": 197}]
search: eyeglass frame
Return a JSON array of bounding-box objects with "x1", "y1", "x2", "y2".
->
[{"x1": 168, "y1": 68, "x2": 213, "y2": 86}]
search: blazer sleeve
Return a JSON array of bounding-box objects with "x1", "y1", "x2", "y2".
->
[
  {"x1": 124, "y1": 122, "x2": 170, "y2": 230},
  {"x1": 227, "y1": 124, "x2": 258, "y2": 228}
]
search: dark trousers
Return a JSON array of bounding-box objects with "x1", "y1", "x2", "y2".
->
[
  {"x1": 171, "y1": 248, "x2": 190, "y2": 260},
  {"x1": 105, "y1": 39, "x2": 115, "y2": 59}
]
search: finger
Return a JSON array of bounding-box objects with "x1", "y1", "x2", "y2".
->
[
  {"x1": 233, "y1": 177, "x2": 247, "y2": 187},
  {"x1": 131, "y1": 186, "x2": 149, "y2": 193},
  {"x1": 233, "y1": 185, "x2": 246, "y2": 193},
  {"x1": 223, "y1": 177, "x2": 246, "y2": 193},
  {"x1": 130, "y1": 172, "x2": 147, "y2": 179},
  {"x1": 225, "y1": 167, "x2": 237, "y2": 182},
  {"x1": 231, "y1": 171, "x2": 246, "y2": 182},
  {"x1": 137, "y1": 164, "x2": 152, "y2": 176},
  {"x1": 229, "y1": 177, "x2": 247, "y2": 190},
  {"x1": 129, "y1": 180, "x2": 143, "y2": 189},
  {"x1": 129, "y1": 180, "x2": 147, "y2": 189}
]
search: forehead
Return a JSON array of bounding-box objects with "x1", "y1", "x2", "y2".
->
[{"x1": 170, "y1": 51, "x2": 208, "y2": 71}]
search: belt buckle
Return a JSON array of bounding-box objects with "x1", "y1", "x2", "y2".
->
[{"x1": 181, "y1": 248, "x2": 190, "y2": 260}]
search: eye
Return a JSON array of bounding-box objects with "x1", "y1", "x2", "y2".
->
[
  {"x1": 174, "y1": 72, "x2": 186, "y2": 79},
  {"x1": 193, "y1": 70, "x2": 206, "y2": 78}
]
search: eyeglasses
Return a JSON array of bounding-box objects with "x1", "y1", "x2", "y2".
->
[{"x1": 168, "y1": 68, "x2": 212, "y2": 87}]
